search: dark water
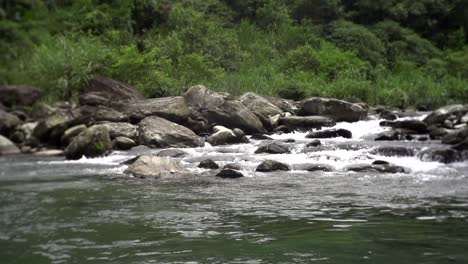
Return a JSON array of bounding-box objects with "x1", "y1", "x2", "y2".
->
[{"x1": 1, "y1": 118, "x2": 468, "y2": 263}]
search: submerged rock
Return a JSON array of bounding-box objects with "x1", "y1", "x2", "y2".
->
[
  {"x1": 306, "y1": 139, "x2": 322, "y2": 148},
  {"x1": 298, "y1": 97, "x2": 367, "y2": 122},
  {"x1": 207, "y1": 126, "x2": 249, "y2": 146},
  {"x1": 64, "y1": 125, "x2": 112, "y2": 160},
  {"x1": 306, "y1": 128, "x2": 352, "y2": 139},
  {"x1": 279, "y1": 116, "x2": 336, "y2": 131},
  {"x1": 138, "y1": 116, "x2": 200, "y2": 148},
  {"x1": 125, "y1": 155, "x2": 185, "y2": 178},
  {"x1": 256, "y1": 160, "x2": 291, "y2": 172},
  {"x1": 198, "y1": 159, "x2": 220, "y2": 169},
  {"x1": 216, "y1": 169, "x2": 244, "y2": 179},
  {"x1": 345, "y1": 163, "x2": 406, "y2": 173},
  {"x1": 294, "y1": 163, "x2": 333, "y2": 172},
  {"x1": 254, "y1": 142, "x2": 291, "y2": 154}
]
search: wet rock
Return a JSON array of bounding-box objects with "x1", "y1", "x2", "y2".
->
[
  {"x1": 125, "y1": 155, "x2": 185, "y2": 178},
  {"x1": 370, "y1": 146, "x2": 415, "y2": 157},
  {"x1": 379, "y1": 109, "x2": 398, "y2": 120},
  {"x1": 306, "y1": 128, "x2": 352, "y2": 139},
  {"x1": 429, "y1": 126, "x2": 450, "y2": 139},
  {"x1": 11, "y1": 122, "x2": 37, "y2": 145},
  {"x1": 294, "y1": 163, "x2": 333, "y2": 172},
  {"x1": 207, "y1": 126, "x2": 249, "y2": 146},
  {"x1": 256, "y1": 160, "x2": 291, "y2": 172},
  {"x1": 298, "y1": 97, "x2": 367, "y2": 122},
  {"x1": 251, "y1": 134, "x2": 273, "y2": 140},
  {"x1": 156, "y1": 149, "x2": 188, "y2": 158},
  {"x1": 0, "y1": 85, "x2": 42, "y2": 107},
  {"x1": 345, "y1": 163, "x2": 406, "y2": 173},
  {"x1": 0, "y1": 110, "x2": 21, "y2": 135},
  {"x1": 61, "y1": 124, "x2": 87, "y2": 146},
  {"x1": 441, "y1": 127, "x2": 468, "y2": 145},
  {"x1": 0, "y1": 135, "x2": 20, "y2": 155},
  {"x1": 279, "y1": 116, "x2": 336, "y2": 131},
  {"x1": 240, "y1": 92, "x2": 283, "y2": 130},
  {"x1": 306, "y1": 139, "x2": 322, "y2": 148},
  {"x1": 138, "y1": 116, "x2": 200, "y2": 148},
  {"x1": 79, "y1": 77, "x2": 144, "y2": 106},
  {"x1": 101, "y1": 122, "x2": 138, "y2": 140},
  {"x1": 423, "y1": 104, "x2": 468, "y2": 126},
  {"x1": 418, "y1": 147, "x2": 462, "y2": 164},
  {"x1": 461, "y1": 113, "x2": 468, "y2": 124},
  {"x1": 223, "y1": 164, "x2": 242, "y2": 171},
  {"x1": 372, "y1": 160, "x2": 390, "y2": 165},
  {"x1": 380, "y1": 120, "x2": 428, "y2": 134},
  {"x1": 273, "y1": 125, "x2": 293, "y2": 134},
  {"x1": 453, "y1": 139, "x2": 468, "y2": 151},
  {"x1": 263, "y1": 96, "x2": 296, "y2": 113},
  {"x1": 255, "y1": 142, "x2": 291, "y2": 154},
  {"x1": 184, "y1": 85, "x2": 265, "y2": 134},
  {"x1": 113, "y1": 137, "x2": 136, "y2": 150},
  {"x1": 64, "y1": 125, "x2": 112, "y2": 160},
  {"x1": 216, "y1": 169, "x2": 244, "y2": 179},
  {"x1": 374, "y1": 129, "x2": 418, "y2": 141},
  {"x1": 198, "y1": 159, "x2": 219, "y2": 169}
]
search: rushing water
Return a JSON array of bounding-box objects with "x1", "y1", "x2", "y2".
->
[{"x1": 1, "y1": 115, "x2": 468, "y2": 263}]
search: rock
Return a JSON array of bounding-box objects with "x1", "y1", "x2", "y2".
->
[
  {"x1": 138, "y1": 116, "x2": 200, "y2": 148},
  {"x1": 254, "y1": 142, "x2": 291, "y2": 154},
  {"x1": 380, "y1": 120, "x2": 428, "y2": 134},
  {"x1": 0, "y1": 85, "x2": 42, "y2": 107},
  {"x1": 379, "y1": 109, "x2": 398, "y2": 120},
  {"x1": 453, "y1": 139, "x2": 468, "y2": 151},
  {"x1": 279, "y1": 116, "x2": 336, "y2": 131},
  {"x1": 429, "y1": 126, "x2": 450, "y2": 139},
  {"x1": 251, "y1": 134, "x2": 273, "y2": 140},
  {"x1": 33, "y1": 109, "x2": 79, "y2": 143},
  {"x1": 34, "y1": 149, "x2": 64, "y2": 157},
  {"x1": 119, "y1": 96, "x2": 192, "y2": 124},
  {"x1": 75, "y1": 105, "x2": 129, "y2": 124},
  {"x1": 256, "y1": 160, "x2": 291, "y2": 172},
  {"x1": 461, "y1": 113, "x2": 468, "y2": 124},
  {"x1": 372, "y1": 160, "x2": 390, "y2": 165},
  {"x1": 113, "y1": 137, "x2": 136, "y2": 150},
  {"x1": 306, "y1": 139, "x2": 322, "y2": 147},
  {"x1": 61, "y1": 124, "x2": 87, "y2": 146},
  {"x1": 273, "y1": 125, "x2": 293, "y2": 134},
  {"x1": 79, "y1": 77, "x2": 144, "y2": 106},
  {"x1": 29, "y1": 102, "x2": 56, "y2": 120},
  {"x1": 0, "y1": 135, "x2": 20, "y2": 155},
  {"x1": 423, "y1": 104, "x2": 468, "y2": 126},
  {"x1": 198, "y1": 159, "x2": 219, "y2": 169},
  {"x1": 418, "y1": 147, "x2": 462, "y2": 163},
  {"x1": 125, "y1": 155, "x2": 185, "y2": 178},
  {"x1": 64, "y1": 125, "x2": 112, "y2": 160},
  {"x1": 184, "y1": 85, "x2": 265, "y2": 134},
  {"x1": 207, "y1": 126, "x2": 249, "y2": 146},
  {"x1": 223, "y1": 164, "x2": 241, "y2": 170},
  {"x1": 156, "y1": 149, "x2": 188, "y2": 158},
  {"x1": 345, "y1": 163, "x2": 406, "y2": 173},
  {"x1": 441, "y1": 127, "x2": 468, "y2": 145},
  {"x1": 283, "y1": 138, "x2": 295, "y2": 143},
  {"x1": 101, "y1": 122, "x2": 138, "y2": 140},
  {"x1": 240, "y1": 92, "x2": 283, "y2": 130},
  {"x1": 370, "y1": 146, "x2": 415, "y2": 157},
  {"x1": 374, "y1": 129, "x2": 418, "y2": 141},
  {"x1": 294, "y1": 163, "x2": 333, "y2": 172},
  {"x1": 0, "y1": 110, "x2": 21, "y2": 135},
  {"x1": 216, "y1": 169, "x2": 244, "y2": 179},
  {"x1": 306, "y1": 128, "x2": 352, "y2": 139},
  {"x1": 298, "y1": 97, "x2": 367, "y2": 122},
  {"x1": 263, "y1": 96, "x2": 296, "y2": 113},
  {"x1": 11, "y1": 122, "x2": 38, "y2": 144}
]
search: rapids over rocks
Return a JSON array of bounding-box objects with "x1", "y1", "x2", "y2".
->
[{"x1": 1, "y1": 115, "x2": 468, "y2": 263}]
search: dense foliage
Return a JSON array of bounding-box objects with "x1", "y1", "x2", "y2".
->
[{"x1": 1, "y1": 0, "x2": 467, "y2": 108}]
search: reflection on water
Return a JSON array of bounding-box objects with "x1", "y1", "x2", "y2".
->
[{"x1": 1, "y1": 117, "x2": 468, "y2": 263}]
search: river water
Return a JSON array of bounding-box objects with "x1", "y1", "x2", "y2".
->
[{"x1": 1, "y1": 115, "x2": 468, "y2": 263}]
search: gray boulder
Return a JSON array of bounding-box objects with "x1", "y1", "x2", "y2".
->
[
  {"x1": 256, "y1": 160, "x2": 291, "y2": 172},
  {"x1": 156, "y1": 149, "x2": 188, "y2": 158},
  {"x1": 33, "y1": 109, "x2": 79, "y2": 142},
  {"x1": 418, "y1": 147, "x2": 463, "y2": 164},
  {"x1": 306, "y1": 128, "x2": 352, "y2": 139},
  {"x1": 423, "y1": 104, "x2": 468, "y2": 126},
  {"x1": 294, "y1": 163, "x2": 333, "y2": 172},
  {"x1": 184, "y1": 85, "x2": 265, "y2": 134},
  {"x1": 298, "y1": 97, "x2": 367, "y2": 122},
  {"x1": 255, "y1": 142, "x2": 291, "y2": 154},
  {"x1": 0, "y1": 110, "x2": 21, "y2": 135},
  {"x1": 64, "y1": 125, "x2": 112, "y2": 160},
  {"x1": 125, "y1": 155, "x2": 185, "y2": 178},
  {"x1": 198, "y1": 159, "x2": 220, "y2": 169},
  {"x1": 207, "y1": 126, "x2": 249, "y2": 146},
  {"x1": 216, "y1": 169, "x2": 244, "y2": 179},
  {"x1": 0, "y1": 85, "x2": 42, "y2": 107},
  {"x1": 101, "y1": 122, "x2": 138, "y2": 140},
  {"x1": 0, "y1": 135, "x2": 20, "y2": 155},
  {"x1": 79, "y1": 77, "x2": 144, "y2": 106},
  {"x1": 370, "y1": 146, "x2": 415, "y2": 157},
  {"x1": 263, "y1": 96, "x2": 296, "y2": 113},
  {"x1": 279, "y1": 116, "x2": 336, "y2": 131},
  {"x1": 345, "y1": 163, "x2": 406, "y2": 173},
  {"x1": 113, "y1": 137, "x2": 136, "y2": 150},
  {"x1": 380, "y1": 120, "x2": 428, "y2": 134},
  {"x1": 442, "y1": 127, "x2": 468, "y2": 145},
  {"x1": 138, "y1": 116, "x2": 200, "y2": 148},
  {"x1": 240, "y1": 92, "x2": 283, "y2": 130},
  {"x1": 61, "y1": 124, "x2": 87, "y2": 146}
]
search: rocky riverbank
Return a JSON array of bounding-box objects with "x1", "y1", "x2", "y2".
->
[{"x1": 1, "y1": 77, "x2": 467, "y2": 178}]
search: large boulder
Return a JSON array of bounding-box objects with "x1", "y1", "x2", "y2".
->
[
  {"x1": 184, "y1": 85, "x2": 265, "y2": 134},
  {"x1": 279, "y1": 116, "x2": 336, "y2": 131},
  {"x1": 74, "y1": 105, "x2": 129, "y2": 124},
  {"x1": 254, "y1": 142, "x2": 291, "y2": 154},
  {"x1": 298, "y1": 97, "x2": 367, "y2": 122},
  {"x1": 79, "y1": 77, "x2": 144, "y2": 106},
  {"x1": 33, "y1": 109, "x2": 80, "y2": 143},
  {"x1": 100, "y1": 122, "x2": 138, "y2": 140},
  {"x1": 442, "y1": 127, "x2": 468, "y2": 145},
  {"x1": 64, "y1": 125, "x2": 112, "y2": 160},
  {"x1": 263, "y1": 96, "x2": 296, "y2": 113},
  {"x1": 306, "y1": 128, "x2": 352, "y2": 139},
  {"x1": 198, "y1": 159, "x2": 220, "y2": 169},
  {"x1": 240, "y1": 92, "x2": 283, "y2": 130},
  {"x1": 138, "y1": 116, "x2": 200, "y2": 148},
  {"x1": 113, "y1": 137, "x2": 136, "y2": 150},
  {"x1": 256, "y1": 160, "x2": 291, "y2": 172},
  {"x1": 0, "y1": 135, "x2": 20, "y2": 155},
  {"x1": 380, "y1": 120, "x2": 428, "y2": 134},
  {"x1": 0, "y1": 85, "x2": 42, "y2": 107},
  {"x1": 418, "y1": 147, "x2": 464, "y2": 164},
  {"x1": 60, "y1": 124, "x2": 87, "y2": 146},
  {"x1": 0, "y1": 110, "x2": 22, "y2": 135},
  {"x1": 206, "y1": 126, "x2": 249, "y2": 146},
  {"x1": 423, "y1": 104, "x2": 468, "y2": 126},
  {"x1": 216, "y1": 169, "x2": 244, "y2": 179},
  {"x1": 125, "y1": 155, "x2": 185, "y2": 178}
]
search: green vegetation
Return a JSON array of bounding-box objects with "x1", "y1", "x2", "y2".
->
[{"x1": 1, "y1": 0, "x2": 467, "y2": 108}]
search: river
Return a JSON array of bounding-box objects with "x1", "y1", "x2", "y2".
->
[{"x1": 1, "y1": 115, "x2": 468, "y2": 263}]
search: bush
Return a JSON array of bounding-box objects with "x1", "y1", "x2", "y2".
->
[{"x1": 283, "y1": 44, "x2": 320, "y2": 73}]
